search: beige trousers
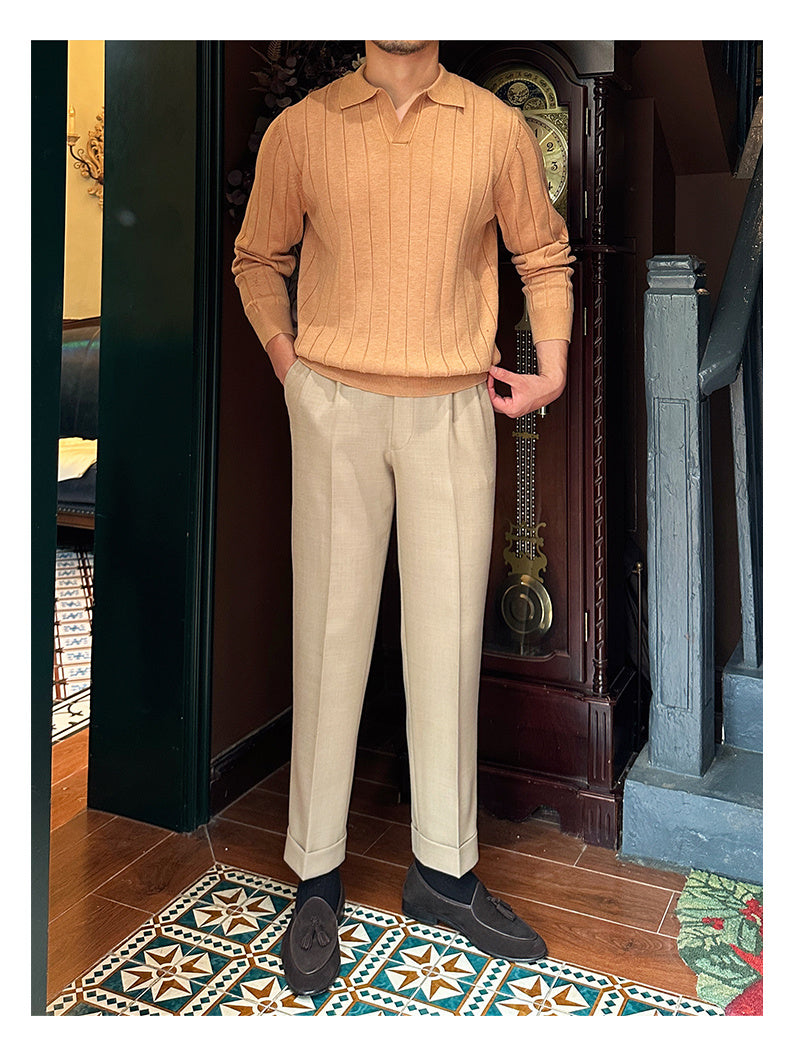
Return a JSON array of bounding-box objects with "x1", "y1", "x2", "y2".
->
[{"x1": 282, "y1": 361, "x2": 496, "y2": 880}]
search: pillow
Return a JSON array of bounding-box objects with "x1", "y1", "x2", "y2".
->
[{"x1": 58, "y1": 437, "x2": 98, "y2": 482}]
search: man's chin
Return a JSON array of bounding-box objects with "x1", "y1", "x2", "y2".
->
[{"x1": 371, "y1": 40, "x2": 435, "y2": 56}]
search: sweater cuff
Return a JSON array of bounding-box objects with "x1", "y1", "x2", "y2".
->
[
  {"x1": 243, "y1": 299, "x2": 296, "y2": 350},
  {"x1": 529, "y1": 306, "x2": 574, "y2": 345}
]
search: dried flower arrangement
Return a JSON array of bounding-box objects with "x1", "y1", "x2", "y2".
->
[{"x1": 226, "y1": 40, "x2": 363, "y2": 223}]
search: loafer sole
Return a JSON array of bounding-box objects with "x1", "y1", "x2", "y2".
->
[{"x1": 401, "y1": 902, "x2": 547, "y2": 962}]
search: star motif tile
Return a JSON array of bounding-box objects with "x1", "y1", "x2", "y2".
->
[
  {"x1": 210, "y1": 967, "x2": 319, "y2": 1016},
  {"x1": 46, "y1": 863, "x2": 725, "y2": 1017}
]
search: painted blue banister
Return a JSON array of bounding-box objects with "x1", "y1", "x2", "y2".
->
[{"x1": 643, "y1": 255, "x2": 715, "y2": 777}]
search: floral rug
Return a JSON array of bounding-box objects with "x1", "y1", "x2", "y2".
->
[{"x1": 675, "y1": 870, "x2": 763, "y2": 1015}]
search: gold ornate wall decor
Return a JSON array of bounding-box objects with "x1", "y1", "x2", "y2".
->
[{"x1": 67, "y1": 106, "x2": 104, "y2": 207}]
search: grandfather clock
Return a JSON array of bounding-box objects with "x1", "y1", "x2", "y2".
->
[{"x1": 445, "y1": 41, "x2": 639, "y2": 848}]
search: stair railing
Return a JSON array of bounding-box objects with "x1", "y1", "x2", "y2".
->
[
  {"x1": 699, "y1": 150, "x2": 763, "y2": 669},
  {"x1": 642, "y1": 148, "x2": 762, "y2": 776}
]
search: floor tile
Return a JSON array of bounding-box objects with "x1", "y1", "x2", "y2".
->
[
  {"x1": 95, "y1": 828, "x2": 215, "y2": 916},
  {"x1": 577, "y1": 844, "x2": 688, "y2": 892},
  {"x1": 349, "y1": 776, "x2": 412, "y2": 826},
  {"x1": 47, "y1": 893, "x2": 152, "y2": 1004},
  {"x1": 498, "y1": 888, "x2": 700, "y2": 996},
  {"x1": 338, "y1": 853, "x2": 406, "y2": 916},
  {"x1": 47, "y1": 863, "x2": 723, "y2": 1018},
  {"x1": 50, "y1": 726, "x2": 89, "y2": 785},
  {"x1": 477, "y1": 809, "x2": 585, "y2": 865},
  {"x1": 46, "y1": 545, "x2": 712, "y2": 1017},
  {"x1": 217, "y1": 786, "x2": 288, "y2": 832},
  {"x1": 256, "y1": 764, "x2": 290, "y2": 795},
  {"x1": 353, "y1": 746, "x2": 404, "y2": 786},
  {"x1": 206, "y1": 817, "x2": 297, "y2": 885},
  {"x1": 220, "y1": 785, "x2": 393, "y2": 856},
  {"x1": 477, "y1": 842, "x2": 674, "y2": 931},
  {"x1": 535, "y1": 964, "x2": 721, "y2": 1017},
  {"x1": 50, "y1": 764, "x2": 89, "y2": 830},
  {"x1": 52, "y1": 545, "x2": 94, "y2": 743},
  {"x1": 50, "y1": 807, "x2": 116, "y2": 859},
  {"x1": 659, "y1": 892, "x2": 683, "y2": 937},
  {"x1": 49, "y1": 814, "x2": 173, "y2": 921},
  {"x1": 361, "y1": 817, "x2": 414, "y2": 866},
  {"x1": 474, "y1": 960, "x2": 566, "y2": 1016}
]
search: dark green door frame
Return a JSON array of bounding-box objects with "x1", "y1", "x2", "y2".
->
[
  {"x1": 31, "y1": 40, "x2": 222, "y2": 1012},
  {"x1": 88, "y1": 40, "x2": 222, "y2": 831},
  {"x1": 31, "y1": 40, "x2": 68, "y2": 1016}
]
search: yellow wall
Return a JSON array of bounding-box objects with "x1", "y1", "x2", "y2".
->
[{"x1": 64, "y1": 40, "x2": 104, "y2": 320}]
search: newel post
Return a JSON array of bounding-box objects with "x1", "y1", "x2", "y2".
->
[{"x1": 644, "y1": 256, "x2": 715, "y2": 777}]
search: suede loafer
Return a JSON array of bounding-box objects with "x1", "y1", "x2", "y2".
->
[
  {"x1": 281, "y1": 885, "x2": 346, "y2": 995},
  {"x1": 402, "y1": 862, "x2": 547, "y2": 962}
]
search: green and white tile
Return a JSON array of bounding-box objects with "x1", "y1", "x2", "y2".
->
[{"x1": 47, "y1": 863, "x2": 724, "y2": 1018}]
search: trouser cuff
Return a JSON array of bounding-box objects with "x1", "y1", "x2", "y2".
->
[
  {"x1": 410, "y1": 825, "x2": 479, "y2": 878},
  {"x1": 284, "y1": 830, "x2": 347, "y2": 882}
]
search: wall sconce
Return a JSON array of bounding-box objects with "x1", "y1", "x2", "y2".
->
[{"x1": 67, "y1": 105, "x2": 104, "y2": 208}]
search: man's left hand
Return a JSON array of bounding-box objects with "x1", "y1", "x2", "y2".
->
[{"x1": 487, "y1": 335, "x2": 569, "y2": 418}]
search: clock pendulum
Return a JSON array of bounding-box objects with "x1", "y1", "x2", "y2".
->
[
  {"x1": 498, "y1": 303, "x2": 553, "y2": 651},
  {"x1": 481, "y1": 61, "x2": 567, "y2": 653}
]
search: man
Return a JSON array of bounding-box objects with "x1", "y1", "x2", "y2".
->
[{"x1": 233, "y1": 39, "x2": 573, "y2": 996}]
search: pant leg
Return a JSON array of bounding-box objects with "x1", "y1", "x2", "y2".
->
[
  {"x1": 283, "y1": 363, "x2": 396, "y2": 880},
  {"x1": 391, "y1": 382, "x2": 496, "y2": 876}
]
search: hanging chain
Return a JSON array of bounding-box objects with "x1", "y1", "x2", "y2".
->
[{"x1": 513, "y1": 317, "x2": 541, "y2": 560}]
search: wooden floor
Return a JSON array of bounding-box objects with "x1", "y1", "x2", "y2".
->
[{"x1": 47, "y1": 726, "x2": 698, "y2": 1006}]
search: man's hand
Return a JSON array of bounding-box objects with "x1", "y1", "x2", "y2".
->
[
  {"x1": 265, "y1": 332, "x2": 298, "y2": 385},
  {"x1": 487, "y1": 339, "x2": 568, "y2": 418}
]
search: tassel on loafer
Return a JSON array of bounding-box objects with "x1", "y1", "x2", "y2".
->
[
  {"x1": 401, "y1": 862, "x2": 547, "y2": 962},
  {"x1": 281, "y1": 885, "x2": 346, "y2": 995}
]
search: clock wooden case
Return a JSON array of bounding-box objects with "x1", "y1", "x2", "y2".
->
[{"x1": 442, "y1": 41, "x2": 639, "y2": 848}]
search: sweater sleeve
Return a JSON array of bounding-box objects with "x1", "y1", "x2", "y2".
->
[
  {"x1": 232, "y1": 113, "x2": 305, "y2": 349},
  {"x1": 494, "y1": 113, "x2": 575, "y2": 345}
]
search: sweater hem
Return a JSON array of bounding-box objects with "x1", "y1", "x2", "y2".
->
[{"x1": 301, "y1": 360, "x2": 487, "y2": 398}]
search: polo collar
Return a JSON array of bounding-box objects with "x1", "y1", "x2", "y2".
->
[{"x1": 338, "y1": 63, "x2": 465, "y2": 110}]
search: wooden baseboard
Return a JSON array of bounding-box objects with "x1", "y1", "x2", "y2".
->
[{"x1": 209, "y1": 708, "x2": 292, "y2": 815}]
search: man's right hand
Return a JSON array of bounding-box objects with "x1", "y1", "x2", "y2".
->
[{"x1": 265, "y1": 332, "x2": 298, "y2": 385}]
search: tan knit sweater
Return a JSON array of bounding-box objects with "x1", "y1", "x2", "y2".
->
[{"x1": 233, "y1": 63, "x2": 574, "y2": 396}]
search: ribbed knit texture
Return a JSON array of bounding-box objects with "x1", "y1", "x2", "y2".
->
[{"x1": 233, "y1": 63, "x2": 574, "y2": 396}]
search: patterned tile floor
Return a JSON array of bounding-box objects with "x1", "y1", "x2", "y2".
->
[
  {"x1": 52, "y1": 545, "x2": 93, "y2": 743},
  {"x1": 47, "y1": 864, "x2": 723, "y2": 1017}
]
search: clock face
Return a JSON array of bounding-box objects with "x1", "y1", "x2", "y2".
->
[
  {"x1": 523, "y1": 112, "x2": 568, "y2": 211},
  {"x1": 482, "y1": 65, "x2": 569, "y2": 217}
]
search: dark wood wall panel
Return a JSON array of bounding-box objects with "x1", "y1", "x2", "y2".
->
[{"x1": 209, "y1": 42, "x2": 294, "y2": 765}]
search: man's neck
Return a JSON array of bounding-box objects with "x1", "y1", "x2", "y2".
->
[{"x1": 363, "y1": 41, "x2": 440, "y2": 113}]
